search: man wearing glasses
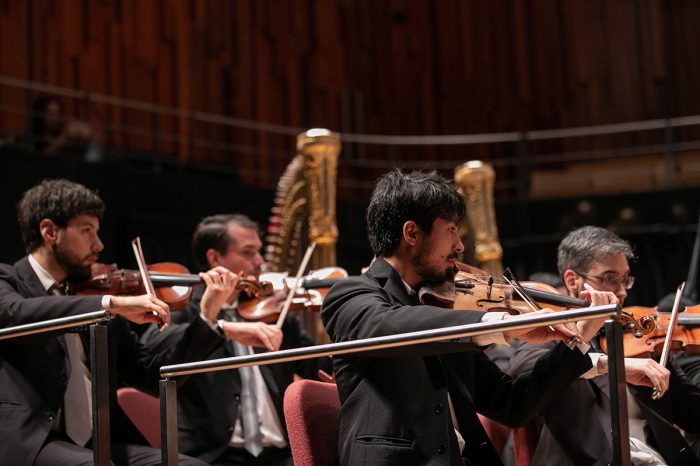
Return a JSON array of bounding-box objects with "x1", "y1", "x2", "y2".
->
[{"x1": 508, "y1": 226, "x2": 700, "y2": 466}]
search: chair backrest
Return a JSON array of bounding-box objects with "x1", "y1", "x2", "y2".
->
[
  {"x1": 477, "y1": 413, "x2": 511, "y2": 455},
  {"x1": 283, "y1": 380, "x2": 340, "y2": 466},
  {"x1": 116, "y1": 387, "x2": 161, "y2": 448},
  {"x1": 512, "y1": 423, "x2": 539, "y2": 466}
]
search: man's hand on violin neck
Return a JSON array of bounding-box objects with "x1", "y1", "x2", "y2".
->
[
  {"x1": 502, "y1": 309, "x2": 583, "y2": 344},
  {"x1": 199, "y1": 266, "x2": 240, "y2": 321},
  {"x1": 109, "y1": 294, "x2": 170, "y2": 325},
  {"x1": 222, "y1": 321, "x2": 283, "y2": 352},
  {"x1": 580, "y1": 283, "x2": 620, "y2": 307},
  {"x1": 577, "y1": 283, "x2": 621, "y2": 341}
]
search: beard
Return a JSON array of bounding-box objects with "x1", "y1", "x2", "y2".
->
[
  {"x1": 412, "y1": 239, "x2": 457, "y2": 285},
  {"x1": 53, "y1": 242, "x2": 93, "y2": 282}
]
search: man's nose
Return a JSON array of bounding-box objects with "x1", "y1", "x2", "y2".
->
[
  {"x1": 613, "y1": 282, "x2": 627, "y2": 304},
  {"x1": 454, "y1": 239, "x2": 465, "y2": 254},
  {"x1": 93, "y1": 236, "x2": 104, "y2": 253},
  {"x1": 254, "y1": 252, "x2": 265, "y2": 267}
]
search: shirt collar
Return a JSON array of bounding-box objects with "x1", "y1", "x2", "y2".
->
[
  {"x1": 221, "y1": 299, "x2": 239, "y2": 320},
  {"x1": 28, "y1": 254, "x2": 59, "y2": 291},
  {"x1": 401, "y1": 278, "x2": 417, "y2": 296}
]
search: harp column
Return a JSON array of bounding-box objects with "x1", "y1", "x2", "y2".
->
[
  {"x1": 298, "y1": 128, "x2": 341, "y2": 270},
  {"x1": 454, "y1": 161, "x2": 503, "y2": 276}
]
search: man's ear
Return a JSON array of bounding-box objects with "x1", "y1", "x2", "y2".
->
[
  {"x1": 402, "y1": 220, "x2": 420, "y2": 246},
  {"x1": 39, "y1": 219, "x2": 59, "y2": 246},
  {"x1": 562, "y1": 269, "x2": 580, "y2": 296},
  {"x1": 205, "y1": 248, "x2": 219, "y2": 269}
]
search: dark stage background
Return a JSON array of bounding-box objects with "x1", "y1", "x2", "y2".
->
[
  {"x1": 1, "y1": 145, "x2": 696, "y2": 308},
  {"x1": 0, "y1": 0, "x2": 699, "y2": 307}
]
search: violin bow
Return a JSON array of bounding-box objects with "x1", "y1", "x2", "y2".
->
[
  {"x1": 503, "y1": 268, "x2": 581, "y2": 349},
  {"x1": 502, "y1": 268, "x2": 541, "y2": 312},
  {"x1": 653, "y1": 281, "x2": 686, "y2": 399},
  {"x1": 131, "y1": 237, "x2": 167, "y2": 332},
  {"x1": 275, "y1": 241, "x2": 317, "y2": 328}
]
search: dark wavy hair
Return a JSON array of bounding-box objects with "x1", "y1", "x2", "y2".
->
[
  {"x1": 192, "y1": 214, "x2": 259, "y2": 271},
  {"x1": 366, "y1": 169, "x2": 466, "y2": 257},
  {"x1": 17, "y1": 179, "x2": 105, "y2": 253}
]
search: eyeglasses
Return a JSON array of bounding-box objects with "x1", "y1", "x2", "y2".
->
[{"x1": 575, "y1": 271, "x2": 635, "y2": 290}]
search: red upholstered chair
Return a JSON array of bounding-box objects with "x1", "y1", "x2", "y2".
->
[
  {"x1": 283, "y1": 380, "x2": 341, "y2": 466},
  {"x1": 512, "y1": 423, "x2": 539, "y2": 466},
  {"x1": 477, "y1": 414, "x2": 511, "y2": 455},
  {"x1": 116, "y1": 387, "x2": 161, "y2": 448}
]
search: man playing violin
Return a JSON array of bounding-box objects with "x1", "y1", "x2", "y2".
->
[
  {"x1": 0, "y1": 179, "x2": 239, "y2": 466},
  {"x1": 321, "y1": 169, "x2": 619, "y2": 466},
  {"x1": 141, "y1": 213, "x2": 332, "y2": 466},
  {"x1": 509, "y1": 225, "x2": 700, "y2": 466}
]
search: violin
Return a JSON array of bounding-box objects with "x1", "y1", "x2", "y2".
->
[
  {"x1": 600, "y1": 304, "x2": 700, "y2": 357},
  {"x1": 419, "y1": 266, "x2": 655, "y2": 338},
  {"x1": 72, "y1": 262, "x2": 271, "y2": 310},
  {"x1": 237, "y1": 266, "x2": 348, "y2": 324}
]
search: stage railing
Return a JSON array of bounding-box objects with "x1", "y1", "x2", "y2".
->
[
  {"x1": 158, "y1": 304, "x2": 631, "y2": 466},
  {"x1": 0, "y1": 311, "x2": 112, "y2": 466},
  {"x1": 1, "y1": 75, "x2": 698, "y2": 198}
]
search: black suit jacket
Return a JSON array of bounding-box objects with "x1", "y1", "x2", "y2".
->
[
  {"x1": 140, "y1": 287, "x2": 332, "y2": 464},
  {"x1": 508, "y1": 341, "x2": 700, "y2": 466},
  {"x1": 0, "y1": 257, "x2": 224, "y2": 466},
  {"x1": 321, "y1": 258, "x2": 593, "y2": 466}
]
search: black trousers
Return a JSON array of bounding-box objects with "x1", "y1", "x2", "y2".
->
[
  {"x1": 211, "y1": 446, "x2": 293, "y2": 466},
  {"x1": 34, "y1": 435, "x2": 207, "y2": 466}
]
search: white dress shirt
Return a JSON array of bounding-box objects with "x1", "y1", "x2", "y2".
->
[{"x1": 219, "y1": 306, "x2": 287, "y2": 449}]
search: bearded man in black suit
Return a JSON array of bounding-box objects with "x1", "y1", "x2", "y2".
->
[
  {"x1": 0, "y1": 179, "x2": 236, "y2": 466},
  {"x1": 321, "y1": 169, "x2": 620, "y2": 466}
]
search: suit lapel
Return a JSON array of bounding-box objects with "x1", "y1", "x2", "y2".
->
[
  {"x1": 15, "y1": 257, "x2": 51, "y2": 299},
  {"x1": 16, "y1": 257, "x2": 68, "y2": 354},
  {"x1": 369, "y1": 258, "x2": 415, "y2": 306}
]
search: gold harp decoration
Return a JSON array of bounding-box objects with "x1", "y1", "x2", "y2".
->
[
  {"x1": 298, "y1": 128, "x2": 340, "y2": 270},
  {"x1": 454, "y1": 161, "x2": 503, "y2": 276},
  {"x1": 264, "y1": 128, "x2": 341, "y2": 342}
]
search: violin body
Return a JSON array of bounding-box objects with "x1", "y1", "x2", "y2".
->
[
  {"x1": 72, "y1": 262, "x2": 195, "y2": 310},
  {"x1": 419, "y1": 271, "x2": 656, "y2": 347},
  {"x1": 419, "y1": 271, "x2": 585, "y2": 314},
  {"x1": 237, "y1": 266, "x2": 348, "y2": 323},
  {"x1": 72, "y1": 262, "x2": 271, "y2": 312}
]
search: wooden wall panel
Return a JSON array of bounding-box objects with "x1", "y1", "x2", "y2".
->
[{"x1": 0, "y1": 0, "x2": 699, "y2": 194}]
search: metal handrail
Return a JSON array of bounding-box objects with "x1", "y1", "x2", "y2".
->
[
  {"x1": 158, "y1": 304, "x2": 631, "y2": 465},
  {"x1": 0, "y1": 310, "x2": 113, "y2": 466},
  {"x1": 0, "y1": 310, "x2": 111, "y2": 341},
  {"x1": 160, "y1": 304, "x2": 618, "y2": 378}
]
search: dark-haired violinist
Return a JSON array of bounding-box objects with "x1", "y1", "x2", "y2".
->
[
  {"x1": 0, "y1": 178, "x2": 231, "y2": 466},
  {"x1": 321, "y1": 169, "x2": 619, "y2": 466}
]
